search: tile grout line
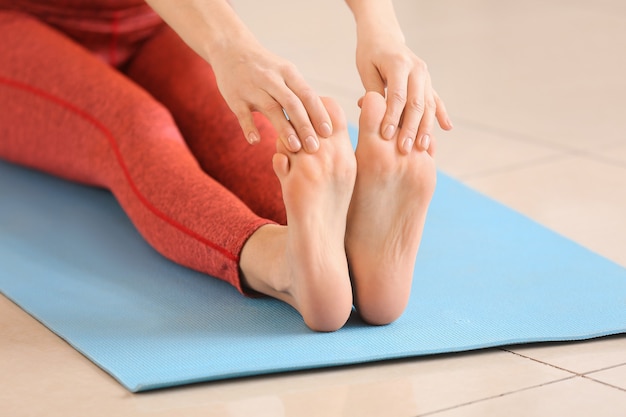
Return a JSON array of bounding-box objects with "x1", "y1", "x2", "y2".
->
[
  {"x1": 413, "y1": 376, "x2": 577, "y2": 417},
  {"x1": 451, "y1": 117, "x2": 626, "y2": 170},
  {"x1": 583, "y1": 361, "x2": 626, "y2": 392},
  {"x1": 582, "y1": 374, "x2": 626, "y2": 393},
  {"x1": 416, "y1": 347, "x2": 626, "y2": 416},
  {"x1": 501, "y1": 348, "x2": 626, "y2": 379},
  {"x1": 584, "y1": 362, "x2": 626, "y2": 376},
  {"x1": 500, "y1": 348, "x2": 582, "y2": 375},
  {"x1": 500, "y1": 349, "x2": 626, "y2": 393},
  {"x1": 580, "y1": 152, "x2": 626, "y2": 171}
]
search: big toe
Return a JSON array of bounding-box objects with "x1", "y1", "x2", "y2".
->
[
  {"x1": 273, "y1": 136, "x2": 292, "y2": 175},
  {"x1": 359, "y1": 91, "x2": 387, "y2": 136}
]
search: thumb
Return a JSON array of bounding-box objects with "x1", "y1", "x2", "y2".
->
[{"x1": 360, "y1": 65, "x2": 386, "y2": 97}]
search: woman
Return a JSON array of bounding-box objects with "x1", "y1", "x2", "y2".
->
[{"x1": 0, "y1": 0, "x2": 451, "y2": 331}]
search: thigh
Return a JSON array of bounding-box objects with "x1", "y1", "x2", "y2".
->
[
  {"x1": 0, "y1": 10, "x2": 187, "y2": 186},
  {"x1": 125, "y1": 26, "x2": 287, "y2": 224},
  {"x1": 0, "y1": 11, "x2": 113, "y2": 185}
]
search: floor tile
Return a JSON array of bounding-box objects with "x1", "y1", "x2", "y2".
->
[
  {"x1": 464, "y1": 155, "x2": 626, "y2": 267},
  {"x1": 587, "y1": 364, "x2": 626, "y2": 391},
  {"x1": 507, "y1": 335, "x2": 626, "y2": 375},
  {"x1": 547, "y1": 0, "x2": 626, "y2": 16},
  {"x1": 394, "y1": 0, "x2": 626, "y2": 151},
  {"x1": 0, "y1": 295, "x2": 132, "y2": 417},
  {"x1": 427, "y1": 377, "x2": 626, "y2": 417},
  {"x1": 433, "y1": 123, "x2": 562, "y2": 179},
  {"x1": 589, "y1": 144, "x2": 626, "y2": 166}
]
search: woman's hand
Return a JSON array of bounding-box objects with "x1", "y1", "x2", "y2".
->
[
  {"x1": 210, "y1": 39, "x2": 332, "y2": 153},
  {"x1": 358, "y1": 39, "x2": 452, "y2": 155},
  {"x1": 145, "y1": 0, "x2": 331, "y2": 153},
  {"x1": 347, "y1": 0, "x2": 452, "y2": 156}
]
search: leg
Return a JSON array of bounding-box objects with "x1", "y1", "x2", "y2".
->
[
  {"x1": 346, "y1": 92, "x2": 437, "y2": 325},
  {"x1": 240, "y1": 97, "x2": 357, "y2": 331},
  {"x1": 124, "y1": 26, "x2": 286, "y2": 224},
  {"x1": 125, "y1": 27, "x2": 360, "y2": 330},
  {"x1": 0, "y1": 11, "x2": 269, "y2": 293}
]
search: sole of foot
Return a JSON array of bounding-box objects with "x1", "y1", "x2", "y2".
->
[
  {"x1": 241, "y1": 97, "x2": 357, "y2": 332},
  {"x1": 346, "y1": 91, "x2": 437, "y2": 325}
]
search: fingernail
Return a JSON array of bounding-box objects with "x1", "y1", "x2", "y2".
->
[
  {"x1": 247, "y1": 132, "x2": 259, "y2": 144},
  {"x1": 287, "y1": 134, "x2": 301, "y2": 151},
  {"x1": 383, "y1": 124, "x2": 395, "y2": 140},
  {"x1": 403, "y1": 137, "x2": 414, "y2": 154},
  {"x1": 447, "y1": 119, "x2": 454, "y2": 129},
  {"x1": 304, "y1": 135, "x2": 319, "y2": 152},
  {"x1": 419, "y1": 134, "x2": 431, "y2": 150},
  {"x1": 320, "y1": 122, "x2": 332, "y2": 137}
]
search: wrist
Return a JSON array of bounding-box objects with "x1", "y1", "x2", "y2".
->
[
  {"x1": 146, "y1": 0, "x2": 258, "y2": 66},
  {"x1": 347, "y1": 0, "x2": 405, "y2": 44},
  {"x1": 356, "y1": 21, "x2": 405, "y2": 46},
  {"x1": 203, "y1": 25, "x2": 258, "y2": 67}
]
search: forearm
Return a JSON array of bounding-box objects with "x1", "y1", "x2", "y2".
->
[
  {"x1": 144, "y1": 0, "x2": 258, "y2": 65},
  {"x1": 344, "y1": 0, "x2": 405, "y2": 42}
]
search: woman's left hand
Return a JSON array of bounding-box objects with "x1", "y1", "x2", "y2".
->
[{"x1": 355, "y1": 27, "x2": 453, "y2": 155}]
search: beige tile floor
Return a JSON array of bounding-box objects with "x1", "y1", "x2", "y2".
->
[{"x1": 2, "y1": 0, "x2": 625, "y2": 415}]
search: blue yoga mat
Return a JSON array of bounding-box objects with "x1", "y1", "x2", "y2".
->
[{"x1": 1, "y1": 129, "x2": 626, "y2": 392}]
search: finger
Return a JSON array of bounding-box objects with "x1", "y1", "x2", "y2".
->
[
  {"x1": 262, "y1": 68, "x2": 320, "y2": 153},
  {"x1": 433, "y1": 90, "x2": 453, "y2": 130},
  {"x1": 381, "y1": 64, "x2": 411, "y2": 140},
  {"x1": 415, "y1": 107, "x2": 435, "y2": 156},
  {"x1": 232, "y1": 104, "x2": 262, "y2": 146},
  {"x1": 360, "y1": 64, "x2": 386, "y2": 96},
  {"x1": 414, "y1": 90, "x2": 437, "y2": 156},
  {"x1": 395, "y1": 68, "x2": 426, "y2": 153},
  {"x1": 284, "y1": 68, "x2": 334, "y2": 139},
  {"x1": 274, "y1": 91, "x2": 320, "y2": 153},
  {"x1": 425, "y1": 133, "x2": 437, "y2": 158},
  {"x1": 254, "y1": 93, "x2": 303, "y2": 153}
]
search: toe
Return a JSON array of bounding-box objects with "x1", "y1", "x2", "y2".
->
[
  {"x1": 359, "y1": 92, "x2": 387, "y2": 138},
  {"x1": 272, "y1": 152, "x2": 290, "y2": 179}
]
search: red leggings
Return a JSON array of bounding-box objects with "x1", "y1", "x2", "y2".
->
[{"x1": 0, "y1": 10, "x2": 287, "y2": 294}]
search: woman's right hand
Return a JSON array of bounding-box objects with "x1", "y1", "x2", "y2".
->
[
  {"x1": 145, "y1": 0, "x2": 330, "y2": 153},
  {"x1": 210, "y1": 39, "x2": 332, "y2": 153}
]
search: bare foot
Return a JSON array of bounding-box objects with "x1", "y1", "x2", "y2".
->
[
  {"x1": 346, "y1": 91, "x2": 437, "y2": 325},
  {"x1": 240, "y1": 97, "x2": 356, "y2": 332}
]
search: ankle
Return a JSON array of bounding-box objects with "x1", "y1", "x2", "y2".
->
[{"x1": 239, "y1": 224, "x2": 286, "y2": 294}]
